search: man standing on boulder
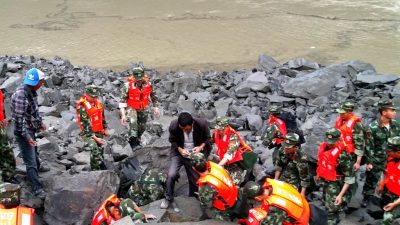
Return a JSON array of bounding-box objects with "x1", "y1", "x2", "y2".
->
[
  {"x1": 11, "y1": 68, "x2": 47, "y2": 198},
  {"x1": 0, "y1": 88, "x2": 18, "y2": 184},
  {"x1": 161, "y1": 112, "x2": 211, "y2": 212},
  {"x1": 119, "y1": 66, "x2": 160, "y2": 149},
  {"x1": 262, "y1": 105, "x2": 287, "y2": 165},
  {"x1": 76, "y1": 85, "x2": 109, "y2": 171},
  {"x1": 361, "y1": 99, "x2": 399, "y2": 207}
]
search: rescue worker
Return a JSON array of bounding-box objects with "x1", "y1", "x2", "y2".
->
[
  {"x1": 76, "y1": 85, "x2": 109, "y2": 171},
  {"x1": 334, "y1": 101, "x2": 365, "y2": 205},
  {"x1": 91, "y1": 194, "x2": 156, "y2": 225},
  {"x1": 119, "y1": 66, "x2": 160, "y2": 149},
  {"x1": 362, "y1": 99, "x2": 399, "y2": 207},
  {"x1": 0, "y1": 88, "x2": 17, "y2": 183},
  {"x1": 127, "y1": 168, "x2": 167, "y2": 206},
  {"x1": 0, "y1": 183, "x2": 35, "y2": 225},
  {"x1": 316, "y1": 128, "x2": 355, "y2": 225},
  {"x1": 214, "y1": 116, "x2": 253, "y2": 186},
  {"x1": 242, "y1": 180, "x2": 310, "y2": 225},
  {"x1": 274, "y1": 133, "x2": 310, "y2": 196},
  {"x1": 334, "y1": 101, "x2": 365, "y2": 171},
  {"x1": 262, "y1": 105, "x2": 287, "y2": 165},
  {"x1": 377, "y1": 137, "x2": 400, "y2": 225},
  {"x1": 190, "y1": 152, "x2": 249, "y2": 221}
]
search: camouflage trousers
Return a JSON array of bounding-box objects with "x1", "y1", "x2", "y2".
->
[
  {"x1": 0, "y1": 127, "x2": 16, "y2": 180},
  {"x1": 125, "y1": 107, "x2": 148, "y2": 139},
  {"x1": 119, "y1": 198, "x2": 145, "y2": 223},
  {"x1": 362, "y1": 164, "x2": 384, "y2": 197},
  {"x1": 322, "y1": 179, "x2": 348, "y2": 225},
  {"x1": 83, "y1": 136, "x2": 104, "y2": 171},
  {"x1": 127, "y1": 181, "x2": 164, "y2": 206},
  {"x1": 225, "y1": 163, "x2": 245, "y2": 186}
]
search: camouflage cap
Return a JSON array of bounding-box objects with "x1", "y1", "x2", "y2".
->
[
  {"x1": 336, "y1": 101, "x2": 355, "y2": 113},
  {"x1": 0, "y1": 183, "x2": 21, "y2": 206},
  {"x1": 132, "y1": 66, "x2": 145, "y2": 80},
  {"x1": 215, "y1": 117, "x2": 230, "y2": 130},
  {"x1": 189, "y1": 152, "x2": 207, "y2": 168},
  {"x1": 243, "y1": 181, "x2": 263, "y2": 198},
  {"x1": 268, "y1": 105, "x2": 281, "y2": 114},
  {"x1": 283, "y1": 133, "x2": 300, "y2": 148},
  {"x1": 388, "y1": 136, "x2": 400, "y2": 151},
  {"x1": 378, "y1": 99, "x2": 397, "y2": 110},
  {"x1": 325, "y1": 128, "x2": 341, "y2": 145},
  {"x1": 85, "y1": 85, "x2": 100, "y2": 97}
]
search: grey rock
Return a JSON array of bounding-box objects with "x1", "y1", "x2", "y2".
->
[
  {"x1": 356, "y1": 73, "x2": 400, "y2": 85},
  {"x1": 246, "y1": 114, "x2": 263, "y2": 133},
  {"x1": 287, "y1": 58, "x2": 319, "y2": 70},
  {"x1": 257, "y1": 54, "x2": 281, "y2": 74},
  {"x1": 0, "y1": 74, "x2": 22, "y2": 92},
  {"x1": 44, "y1": 171, "x2": 119, "y2": 225},
  {"x1": 6, "y1": 63, "x2": 21, "y2": 72},
  {"x1": 113, "y1": 216, "x2": 135, "y2": 225},
  {"x1": 71, "y1": 152, "x2": 90, "y2": 165},
  {"x1": 282, "y1": 63, "x2": 350, "y2": 99},
  {"x1": 266, "y1": 94, "x2": 295, "y2": 103}
]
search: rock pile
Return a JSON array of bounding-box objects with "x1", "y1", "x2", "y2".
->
[{"x1": 1, "y1": 54, "x2": 399, "y2": 225}]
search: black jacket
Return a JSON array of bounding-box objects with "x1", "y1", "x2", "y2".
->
[{"x1": 168, "y1": 117, "x2": 212, "y2": 158}]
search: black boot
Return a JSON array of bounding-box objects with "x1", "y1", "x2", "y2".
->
[
  {"x1": 129, "y1": 137, "x2": 140, "y2": 150},
  {"x1": 361, "y1": 195, "x2": 370, "y2": 208}
]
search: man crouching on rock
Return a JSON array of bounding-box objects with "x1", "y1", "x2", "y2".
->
[
  {"x1": 76, "y1": 85, "x2": 109, "y2": 171},
  {"x1": 161, "y1": 112, "x2": 212, "y2": 212}
]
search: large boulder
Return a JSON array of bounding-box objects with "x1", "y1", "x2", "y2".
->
[
  {"x1": 44, "y1": 171, "x2": 120, "y2": 225},
  {"x1": 257, "y1": 54, "x2": 281, "y2": 74}
]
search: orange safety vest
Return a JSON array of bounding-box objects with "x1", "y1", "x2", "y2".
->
[
  {"x1": 76, "y1": 96, "x2": 104, "y2": 133},
  {"x1": 268, "y1": 116, "x2": 287, "y2": 144},
  {"x1": 316, "y1": 141, "x2": 345, "y2": 181},
  {"x1": 261, "y1": 179, "x2": 310, "y2": 225},
  {"x1": 214, "y1": 126, "x2": 252, "y2": 164},
  {"x1": 126, "y1": 76, "x2": 153, "y2": 111},
  {"x1": 0, "y1": 206, "x2": 35, "y2": 225},
  {"x1": 91, "y1": 194, "x2": 121, "y2": 225},
  {"x1": 334, "y1": 114, "x2": 362, "y2": 154},
  {"x1": 383, "y1": 159, "x2": 400, "y2": 196},
  {"x1": 245, "y1": 207, "x2": 268, "y2": 225},
  {"x1": 0, "y1": 89, "x2": 4, "y2": 122},
  {"x1": 197, "y1": 162, "x2": 238, "y2": 211}
]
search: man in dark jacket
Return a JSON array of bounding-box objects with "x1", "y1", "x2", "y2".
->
[{"x1": 160, "y1": 112, "x2": 211, "y2": 212}]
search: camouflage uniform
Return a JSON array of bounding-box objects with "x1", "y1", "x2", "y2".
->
[
  {"x1": 119, "y1": 67, "x2": 158, "y2": 147},
  {"x1": 319, "y1": 128, "x2": 356, "y2": 225},
  {"x1": 335, "y1": 101, "x2": 365, "y2": 203},
  {"x1": 363, "y1": 100, "x2": 400, "y2": 201},
  {"x1": 275, "y1": 134, "x2": 310, "y2": 191},
  {"x1": 215, "y1": 117, "x2": 245, "y2": 186},
  {"x1": 198, "y1": 185, "x2": 248, "y2": 220},
  {"x1": 260, "y1": 207, "x2": 295, "y2": 225},
  {"x1": 262, "y1": 105, "x2": 286, "y2": 165},
  {"x1": 381, "y1": 137, "x2": 400, "y2": 225},
  {"x1": 118, "y1": 198, "x2": 146, "y2": 223},
  {"x1": 76, "y1": 85, "x2": 107, "y2": 171},
  {"x1": 127, "y1": 168, "x2": 167, "y2": 206},
  {"x1": 191, "y1": 152, "x2": 248, "y2": 221}
]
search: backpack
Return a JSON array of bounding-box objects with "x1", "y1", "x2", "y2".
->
[{"x1": 277, "y1": 111, "x2": 306, "y2": 144}]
